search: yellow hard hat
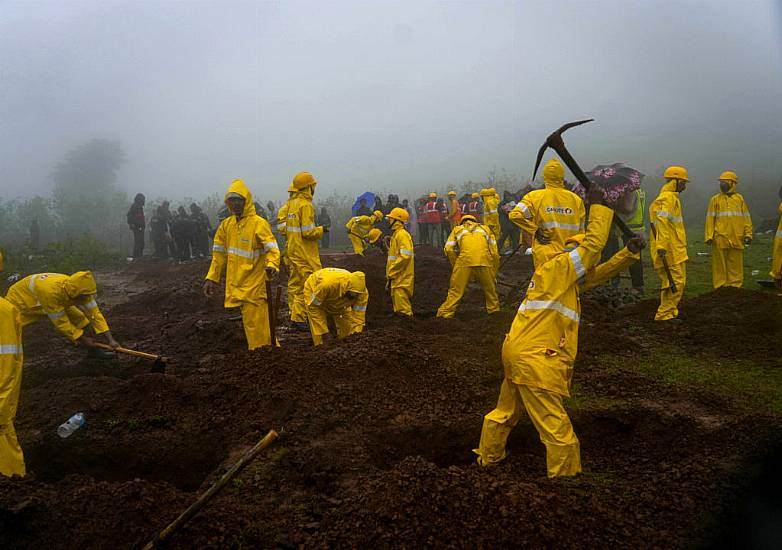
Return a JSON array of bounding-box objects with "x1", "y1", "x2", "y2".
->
[
  {"x1": 460, "y1": 214, "x2": 477, "y2": 223},
  {"x1": 290, "y1": 171, "x2": 317, "y2": 191},
  {"x1": 372, "y1": 210, "x2": 384, "y2": 221},
  {"x1": 479, "y1": 188, "x2": 492, "y2": 196},
  {"x1": 489, "y1": 187, "x2": 497, "y2": 194},
  {"x1": 387, "y1": 207, "x2": 409, "y2": 224},
  {"x1": 447, "y1": 190, "x2": 456, "y2": 196},
  {"x1": 367, "y1": 228, "x2": 382, "y2": 244},
  {"x1": 471, "y1": 192, "x2": 479, "y2": 199},
  {"x1": 663, "y1": 166, "x2": 689, "y2": 182},
  {"x1": 428, "y1": 192, "x2": 437, "y2": 199},
  {"x1": 719, "y1": 171, "x2": 738, "y2": 184}
]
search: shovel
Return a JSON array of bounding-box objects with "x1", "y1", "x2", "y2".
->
[{"x1": 91, "y1": 342, "x2": 168, "y2": 373}]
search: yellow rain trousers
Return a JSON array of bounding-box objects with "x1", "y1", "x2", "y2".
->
[
  {"x1": 284, "y1": 188, "x2": 324, "y2": 323},
  {"x1": 772, "y1": 202, "x2": 782, "y2": 283},
  {"x1": 206, "y1": 180, "x2": 281, "y2": 350},
  {"x1": 0, "y1": 297, "x2": 25, "y2": 477},
  {"x1": 386, "y1": 222, "x2": 414, "y2": 315},
  {"x1": 436, "y1": 220, "x2": 500, "y2": 318},
  {"x1": 509, "y1": 158, "x2": 586, "y2": 266},
  {"x1": 304, "y1": 268, "x2": 368, "y2": 346},
  {"x1": 474, "y1": 205, "x2": 640, "y2": 477},
  {"x1": 705, "y1": 186, "x2": 753, "y2": 288},
  {"x1": 346, "y1": 215, "x2": 376, "y2": 255},
  {"x1": 6, "y1": 271, "x2": 109, "y2": 341},
  {"x1": 481, "y1": 190, "x2": 501, "y2": 239},
  {"x1": 649, "y1": 181, "x2": 688, "y2": 321}
]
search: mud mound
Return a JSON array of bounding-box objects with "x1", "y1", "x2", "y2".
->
[{"x1": 3, "y1": 251, "x2": 781, "y2": 549}]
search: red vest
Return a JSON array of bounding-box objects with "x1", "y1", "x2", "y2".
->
[{"x1": 422, "y1": 200, "x2": 440, "y2": 223}]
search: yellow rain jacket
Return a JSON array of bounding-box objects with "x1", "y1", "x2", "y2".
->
[
  {"x1": 444, "y1": 219, "x2": 499, "y2": 270},
  {"x1": 304, "y1": 268, "x2": 368, "y2": 344},
  {"x1": 510, "y1": 158, "x2": 586, "y2": 266},
  {"x1": 447, "y1": 197, "x2": 462, "y2": 227},
  {"x1": 346, "y1": 215, "x2": 377, "y2": 255},
  {"x1": 649, "y1": 181, "x2": 688, "y2": 268},
  {"x1": 285, "y1": 187, "x2": 324, "y2": 271},
  {"x1": 276, "y1": 202, "x2": 289, "y2": 238},
  {"x1": 704, "y1": 183, "x2": 753, "y2": 249},
  {"x1": 480, "y1": 189, "x2": 500, "y2": 237},
  {"x1": 502, "y1": 205, "x2": 639, "y2": 397},
  {"x1": 6, "y1": 272, "x2": 108, "y2": 341},
  {"x1": 0, "y1": 296, "x2": 25, "y2": 477},
  {"x1": 387, "y1": 222, "x2": 414, "y2": 315},
  {"x1": 771, "y1": 201, "x2": 782, "y2": 281},
  {"x1": 206, "y1": 179, "x2": 281, "y2": 307}
]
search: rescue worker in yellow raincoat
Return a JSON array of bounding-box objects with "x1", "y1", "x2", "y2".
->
[
  {"x1": 475, "y1": 186, "x2": 645, "y2": 477},
  {"x1": 436, "y1": 214, "x2": 500, "y2": 318},
  {"x1": 346, "y1": 210, "x2": 383, "y2": 255},
  {"x1": 649, "y1": 165, "x2": 689, "y2": 321},
  {"x1": 509, "y1": 158, "x2": 586, "y2": 267},
  {"x1": 447, "y1": 190, "x2": 462, "y2": 229},
  {"x1": 6, "y1": 271, "x2": 120, "y2": 351},
  {"x1": 284, "y1": 172, "x2": 327, "y2": 331},
  {"x1": 772, "y1": 189, "x2": 782, "y2": 289},
  {"x1": 480, "y1": 188, "x2": 500, "y2": 239},
  {"x1": 203, "y1": 179, "x2": 281, "y2": 350},
  {"x1": 386, "y1": 207, "x2": 415, "y2": 316},
  {"x1": 304, "y1": 268, "x2": 368, "y2": 346},
  {"x1": 1, "y1": 251, "x2": 25, "y2": 477},
  {"x1": 704, "y1": 171, "x2": 753, "y2": 288}
]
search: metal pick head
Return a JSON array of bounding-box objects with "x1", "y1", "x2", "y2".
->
[{"x1": 532, "y1": 119, "x2": 594, "y2": 180}]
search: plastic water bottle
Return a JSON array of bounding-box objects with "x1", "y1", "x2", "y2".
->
[{"x1": 57, "y1": 413, "x2": 86, "y2": 438}]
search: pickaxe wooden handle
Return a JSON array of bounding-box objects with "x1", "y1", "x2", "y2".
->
[
  {"x1": 650, "y1": 223, "x2": 678, "y2": 294},
  {"x1": 533, "y1": 119, "x2": 636, "y2": 240},
  {"x1": 92, "y1": 342, "x2": 167, "y2": 362}
]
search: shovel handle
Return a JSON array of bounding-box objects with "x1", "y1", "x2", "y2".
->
[{"x1": 92, "y1": 342, "x2": 165, "y2": 362}]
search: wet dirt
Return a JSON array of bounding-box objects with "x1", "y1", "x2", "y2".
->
[{"x1": 1, "y1": 250, "x2": 780, "y2": 548}]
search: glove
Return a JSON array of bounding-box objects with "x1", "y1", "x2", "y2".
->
[
  {"x1": 265, "y1": 266, "x2": 279, "y2": 280},
  {"x1": 743, "y1": 237, "x2": 751, "y2": 245}
]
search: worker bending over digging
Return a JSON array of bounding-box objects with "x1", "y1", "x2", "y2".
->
[
  {"x1": 385, "y1": 207, "x2": 415, "y2": 316},
  {"x1": 5, "y1": 270, "x2": 120, "y2": 355},
  {"x1": 346, "y1": 210, "x2": 383, "y2": 255},
  {"x1": 436, "y1": 214, "x2": 500, "y2": 318},
  {"x1": 304, "y1": 268, "x2": 368, "y2": 346},
  {"x1": 1, "y1": 252, "x2": 25, "y2": 477},
  {"x1": 204, "y1": 179, "x2": 280, "y2": 350},
  {"x1": 474, "y1": 184, "x2": 645, "y2": 478},
  {"x1": 704, "y1": 171, "x2": 753, "y2": 289}
]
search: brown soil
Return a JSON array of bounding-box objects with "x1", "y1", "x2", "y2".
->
[{"x1": 1, "y1": 249, "x2": 780, "y2": 549}]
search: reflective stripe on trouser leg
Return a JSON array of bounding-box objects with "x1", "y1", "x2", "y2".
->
[
  {"x1": 654, "y1": 261, "x2": 686, "y2": 321},
  {"x1": 0, "y1": 350, "x2": 25, "y2": 477},
  {"x1": 518, "y1": 384, "x2": 581, "y2": 478},
  {"x1": 240, "y1": 301, "x2": 271, "y2": 350},
  {"x1": 348, "y1": 234, "x2": 365, "y2": 255},
  {"x1": 436, "y1": 265, "x2": 473, "y2": 318},
  {"x1": 391, "y1": 287, "x2": 413, "y2": 316},
  {"x1": 474, "y1": 266, "x2": 500, "y2": 314},
  {"x1": 473, "y1": 378, "x2": 525, "y2": 466}
]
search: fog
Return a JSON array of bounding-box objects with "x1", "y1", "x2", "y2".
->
[{"x1": 2, "y1": 0, "x2": 782, "y2": 204}]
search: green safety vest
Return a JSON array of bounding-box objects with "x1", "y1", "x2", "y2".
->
[{"x1": 619, "y1": 188, "x2": 645, "y2": 233}]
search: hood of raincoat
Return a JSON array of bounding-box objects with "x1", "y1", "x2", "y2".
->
[
  {"x1": 661, "y1": 180, "x2": 679, "y2": 193},
  {"x1": 65, "y1": 271, "x2": 97, "y2": 298},
  {"x1": 345, "y1": 271, "x2": 367, "y2": 294},
  {"x1": 479, "y1": 188, "x2": 494, "y2": 197},
  {"x1": 543, "y1": 159, "x2": 565, "y2": 189},
  {"x1": 224, "y1": 179, "x2": 257, "y2": 217}
]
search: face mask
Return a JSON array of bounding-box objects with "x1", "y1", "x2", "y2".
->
[{"x1": 719, "y1": 182, "x2": 730, "y2": 193}]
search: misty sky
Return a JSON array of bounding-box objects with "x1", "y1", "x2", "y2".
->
[{"x1": 2, "y1": 0, "x2": 781, "y2": 204}]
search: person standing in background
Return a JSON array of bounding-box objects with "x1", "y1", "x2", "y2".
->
[
  {"x1": 318, "y1": 207, "x2": 332, "y2": 248},
  {"x1": 126, "y1": 194, "x2": 145, "y2": 259}
]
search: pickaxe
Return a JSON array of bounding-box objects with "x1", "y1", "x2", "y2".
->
[
  {"x1": 649, "y1": 223, "x2": 678, "y2": 294},
  {"x1": 532, "y1": 119, "x2": 637, "y2": 240}
]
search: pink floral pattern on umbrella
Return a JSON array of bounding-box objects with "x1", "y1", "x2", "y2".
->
[{"x1": 584, "y1": 163, "x2": 644, "y2": 205}]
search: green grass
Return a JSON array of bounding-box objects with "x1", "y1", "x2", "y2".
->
[
  {"x1": 605, "y1": 347, "x2": 782, "y2": 414},
  {"x1": 636, "y1": 233, "x2": 777, "y2": 299}
]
